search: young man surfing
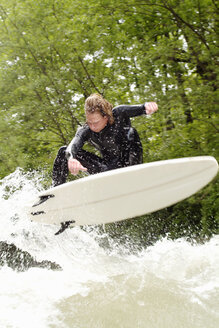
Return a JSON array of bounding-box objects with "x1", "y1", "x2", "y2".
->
[{"x1": 52, "y1": 94, "x2": 158, "y2": 186}]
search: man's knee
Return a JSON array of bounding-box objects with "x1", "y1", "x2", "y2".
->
[{"x1": 56, "y1": 146, "x2": 67, "y2": 159}]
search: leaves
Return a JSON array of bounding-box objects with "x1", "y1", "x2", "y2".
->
[
  {"x1": 0, "y1": 0, "x2": 217, "y2": 165},
  {"x1": 0, "y1": 0, "x2": 218, "y2": 239}
]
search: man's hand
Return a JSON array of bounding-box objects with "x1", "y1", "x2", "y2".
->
[
  {"x1": 145, "y1": 102, "x2": 158, "y2": 115},
  {"x1": 68, "y1": 158, "x2": 87, "y2": 175}
]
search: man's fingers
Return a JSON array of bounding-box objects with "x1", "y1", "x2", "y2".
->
[
  {"x1": 68, "y1": 159, "x2": 87, "y2": 175},
  {"x1": 80, "y1": 166, "x2": 87, "y2": 171},
  {"x1": 145, "y1": 102, "x2": 158, "y2": 115}
]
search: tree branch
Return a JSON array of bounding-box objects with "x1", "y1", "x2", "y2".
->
[{"x1": 73, "y1": 48, "x2": 102, "y2": 95}]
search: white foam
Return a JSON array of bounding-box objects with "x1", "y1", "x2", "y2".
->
[{"x1": 0, "y1": 169, "x2": 218, "y2": 328}]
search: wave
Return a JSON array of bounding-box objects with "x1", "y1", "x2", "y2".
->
[{"x1": 0, "y1": 168, "x2": 218, "y2": 328}]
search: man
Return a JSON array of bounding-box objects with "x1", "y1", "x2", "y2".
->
[{"x1": 52, "y1": 93, "x2": 158, "y2": 186}]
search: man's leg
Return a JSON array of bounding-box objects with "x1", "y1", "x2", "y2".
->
[
  {"x1": 52, "y1": 146, "x2": 68, "y2": 186},
  {"x1": 52, "y1": 146, "x2": 109, "y2": 186},
  {"x1": 127, "y1": 127, "x2": 143, "y2": 166},
  {"x1": 75, "y1": 149, "x2": 108, "y2": 174}
]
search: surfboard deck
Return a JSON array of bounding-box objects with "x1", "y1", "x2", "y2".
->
[{"x1": 27, "y1": 156, "x2": 218, "y2": 226}]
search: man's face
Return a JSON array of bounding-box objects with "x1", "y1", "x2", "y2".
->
[{"x1": 86, "y1": 112, "x2": 108, "y2": 133}]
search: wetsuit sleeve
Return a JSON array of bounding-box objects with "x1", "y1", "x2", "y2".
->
[
  {"x1": 112, "y1": 104, "x2": 145, "y2": 118},
  {"x1": 66, "y1": 126, "x2": 89, "y2": 159}
]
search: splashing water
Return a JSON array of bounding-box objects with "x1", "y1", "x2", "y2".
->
[{"x1": 0, "y1": 169, "x2": 218, "y2": 328}]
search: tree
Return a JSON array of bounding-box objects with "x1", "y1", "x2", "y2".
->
[{"x1": 0, "y1": 0, "x2": 218, "y2": 239}]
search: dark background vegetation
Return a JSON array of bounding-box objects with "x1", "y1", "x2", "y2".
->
[{"x1": 0, "y1": 0, "x2": 218, "y2": 243}]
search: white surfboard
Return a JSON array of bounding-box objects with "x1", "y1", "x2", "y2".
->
[{"x1": 28, "y1": 156, "x2": 218, "y2": 227}]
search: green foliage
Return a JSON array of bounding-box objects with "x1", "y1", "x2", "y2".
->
[{"x1": 0, "y1": 0, "x2": 218, "y2": 241}]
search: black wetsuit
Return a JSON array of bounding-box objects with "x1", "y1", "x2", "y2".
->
[{"x1": 52, "y1": 104, "x2": 145, "y2": 186}]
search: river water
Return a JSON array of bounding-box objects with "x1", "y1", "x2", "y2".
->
[{"x1": 0, "y1": 169, "x2": 218, "y2": 328}]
